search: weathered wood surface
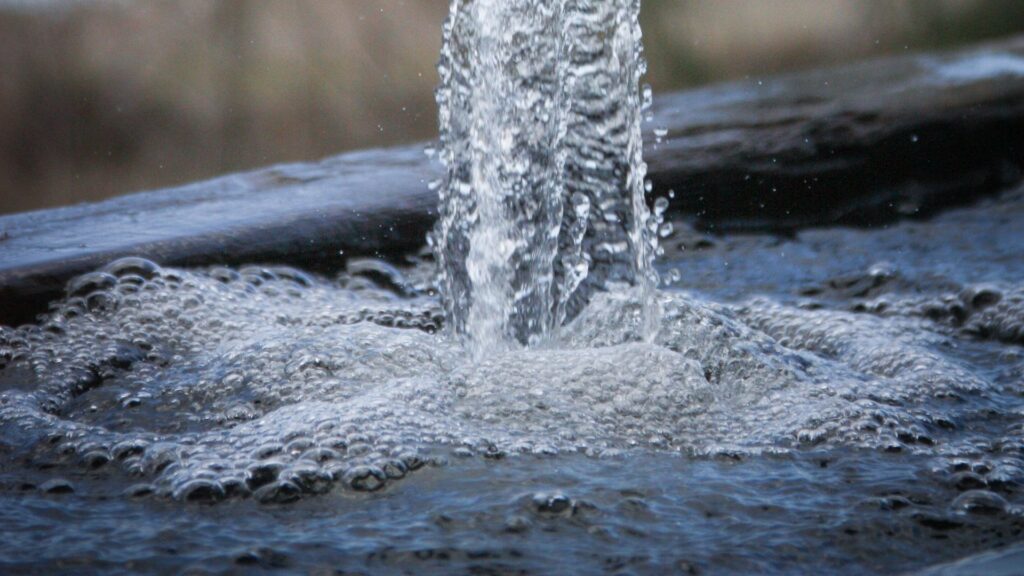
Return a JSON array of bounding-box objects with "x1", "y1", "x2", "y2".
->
[
  {"x1": 0, "y1": 147, "x2": 437, "y2": 325},
  {"x1": 650, "y1": 36, "x2": 1024, "y2": 228},
  {"x1": 2, "y1": 36, "x2": 1024, "y2": 325}
]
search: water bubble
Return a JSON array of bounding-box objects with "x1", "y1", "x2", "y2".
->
[
  {"x1": 67, "y1": 272, "x2": 117, "y2": 298},
  {"x1": 254, "y1": 480, "x2": 302, "y2": 504},
  {"x1": 174, "y1": 479, "x2": 226, "y2": 503},
  {"x1": 102, "y1": 257, "x2": 162, "y2": 280},
  {"x1": 951, "y1": 490, "x2": 1008, "y2": 515},
  {"x1": 39, "y1": 478, "x2": 75, "y2": 494},
  {"x1": 343, "y1": 465, "x2": 387, "y2": 492},
  {"x1": 111, "y1": 440, "x2": 148, "y2": 460},
  {"x1": 301, "y1": 447, "x2": 340, "y2": 463},
  {"x1": 951, "y1": 471, "x2": 988, "y2": 491},
  {"x1": 503, "y1": 515, "x2": 532, "y2": 533},
  {"x1": 653, "y1": 197, "x2": 670, "y2": 217},
  {"x1": 531, "y1": 492, "x2": 576, "y2": 516},
  {"x1": 280, "y1": 464, "x2": 332, "y2": 494},
  {"x1": 381, "y1": 459, "x2": 408, "y2": 479},
  {"x1": 81, "y1": 451, "x2": 111, "y2": 469},
  {"x1": 641, "y1": 84, "x2": 654, "y2": 111},
  {"x1": 123, "y1": 483, "x2": 154, "y2": 498}
]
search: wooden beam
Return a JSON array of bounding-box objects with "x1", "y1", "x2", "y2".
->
[
  {"x1": 2, "y1": 36, "x2": 1024, "y2": 325},
  {"x1": 647, "y1": 36, "x2": 1024, "y2": 229}
]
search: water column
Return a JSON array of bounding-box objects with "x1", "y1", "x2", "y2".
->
[
  {"x1": 434, "y1": 0, "x2": 655, "y2": 350},
  {"x1": 557, "y1": 0, "x2": 655, "y2": 329}
]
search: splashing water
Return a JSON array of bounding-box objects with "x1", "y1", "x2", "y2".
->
[
  {"x1": 3, "y1": 247, "x2": 1022, "y2": 502},
  {"x1": 1, "y1": 3, "x2": 1024, "y2": 572},
  {"x1": 434, "y1": 0, "x2": 659, "y2": 350},
  {"x1": 0, "y1": 0, "x2": 1020, "y2": 508}
]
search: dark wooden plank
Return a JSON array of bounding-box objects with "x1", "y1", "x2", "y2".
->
[
  {"x1": 0, "y1": 146, "x2": 438, "y2": 325},
  {"x1": 645, "y1": 35, "x2": 1024, "y2": 229},
  {"x1": 2, "y1": 36, "x2": 1024, "y2": 325}
]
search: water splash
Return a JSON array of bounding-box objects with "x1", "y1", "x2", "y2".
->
[
  {"x1": 434, "y1": 0, "x2": 658, "y2": 350},
  {"x1": 1, "y1": 257, "x2": 1017, "y2": 501}
]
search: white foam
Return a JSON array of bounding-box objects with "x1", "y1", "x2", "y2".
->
[{"x1": 0, "y1": 259, "x2": 999, "y2": 500}]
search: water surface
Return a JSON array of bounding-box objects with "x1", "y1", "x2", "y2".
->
[{"x1": 1, "y1": 189, "x2": 1023, "y2": 574}]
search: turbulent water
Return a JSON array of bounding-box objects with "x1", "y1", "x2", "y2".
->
[
  {"x1": 1, "y1": 2, "x2": 1023, "y2": 573},
  {"x1": 435, "y1": 0, "x2": 658, "y2": 349},
  {"x1": 1, "y1": 191, "x2": 1024, "y2": 572}
]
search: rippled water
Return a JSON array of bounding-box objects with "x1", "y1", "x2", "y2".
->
[{"x1": 1, "y1": 190, "x2": 1023, "y2": 574}]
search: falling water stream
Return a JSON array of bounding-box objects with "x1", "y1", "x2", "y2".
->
[
  {"x1": 435, "y1": 0, "x2": 659, "y2": 350},
  {"x1": 0, "y1": 2, "x2": 1023, "y2": 574}
]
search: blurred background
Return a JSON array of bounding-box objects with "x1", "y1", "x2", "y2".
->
[{"x1": 2, "y1": 0, "x2": 1023, "y2": 215}]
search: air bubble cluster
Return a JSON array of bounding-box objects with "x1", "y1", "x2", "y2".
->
[
  {"x1": 855, "y1": 283, "x2": 1024, "y2": 346},
  {"x1": 0, "y1": 257, "x2": 1018, "y2": 502}
]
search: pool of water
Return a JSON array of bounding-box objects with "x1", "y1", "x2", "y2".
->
[
  {"x1": 2, "y1": 450, "x2": 1021, "y2": 574},
  {"x1": 1, "y1": 187, "x2": 1023, "y2": 574}
]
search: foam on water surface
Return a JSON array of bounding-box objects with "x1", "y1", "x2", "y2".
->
[
  {"x1": 2, "y1": 256, "x2": 1020, "y2": 503},
  {"x1": 2, "y1": 2, "x2": 1023, "y2": 571}
]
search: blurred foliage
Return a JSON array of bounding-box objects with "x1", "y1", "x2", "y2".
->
[{"x1": 1, "y1": 0, "x2": 1023, "y2": 215}]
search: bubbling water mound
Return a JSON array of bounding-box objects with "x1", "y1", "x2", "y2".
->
[
  {"x1": 852, "y1": 283, "x2": 1024, "y2": 346},
  {"x1": 0, "y1": 258, "x2": 1011, "y2": 502}
]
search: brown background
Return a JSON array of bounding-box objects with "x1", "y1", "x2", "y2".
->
[{"x1": 2, "y1": 0, "x2": 1023, "y2": 215}]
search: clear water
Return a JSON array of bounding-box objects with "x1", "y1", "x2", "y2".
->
[
  {"x1": 1, "y1": 0, "x2": 1023, "y2": 571},
  {"x1": 434, "y1": 0, "x2": 658, "y2": 349}
]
